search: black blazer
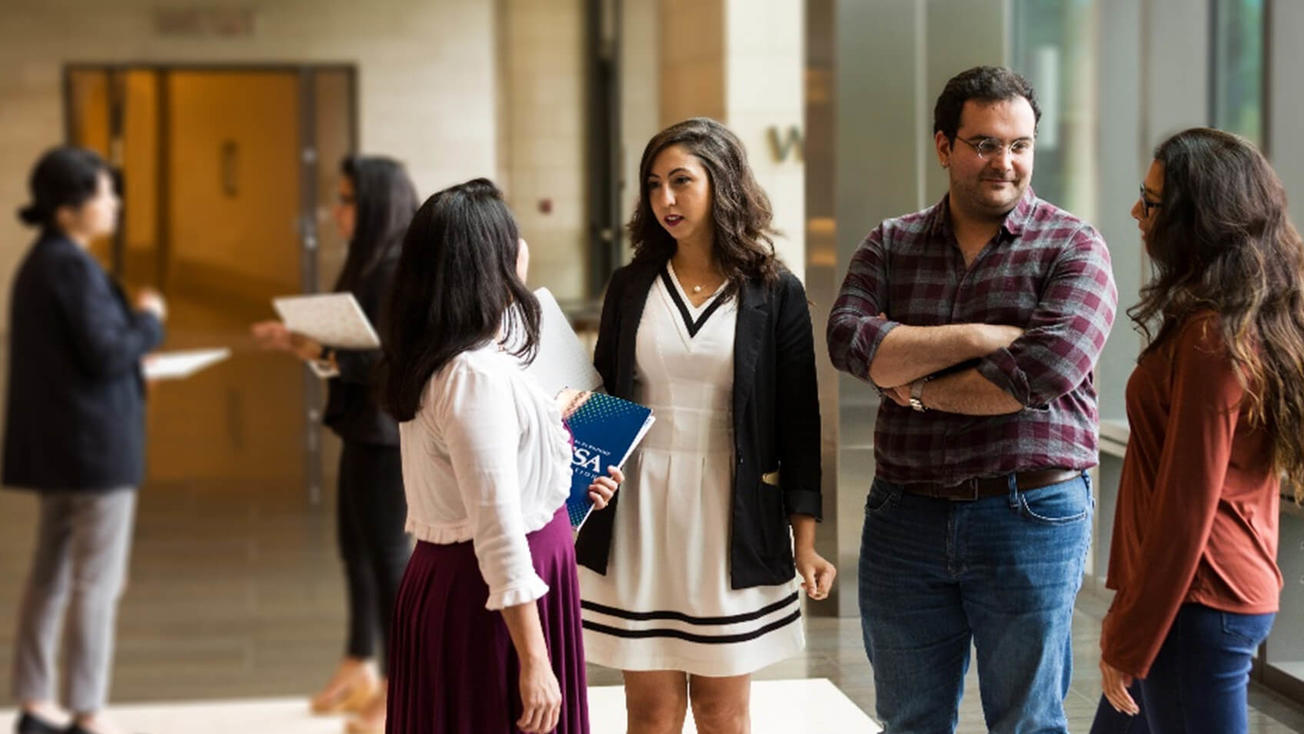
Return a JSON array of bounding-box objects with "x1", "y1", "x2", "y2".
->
[
  {"x1": 3, "y1": 233, "x2": 164, "y2": 492},
  {"x1": 323, "y1": 254, "x2": 399, "y2": 446},
  {"x1": 574, "y1": 256, "x2": 823, "y2": 589}
]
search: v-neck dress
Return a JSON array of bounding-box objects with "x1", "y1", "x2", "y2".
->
[{"x1": 577, "y1": 267, "x2": 804, "y2": 677}]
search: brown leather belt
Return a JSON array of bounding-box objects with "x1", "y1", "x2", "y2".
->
[{"x1": 903, "y1": 468, "x2": 1082, "y2": 501}]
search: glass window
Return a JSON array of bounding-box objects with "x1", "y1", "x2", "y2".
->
[
  {"x1": 1010, "y1": 0, "x2": 1098, "y2": 220},
  {"x1": 1212, "y1": 0, "x2": 1266, "y2": 146}
]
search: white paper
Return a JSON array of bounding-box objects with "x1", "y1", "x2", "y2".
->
[
  {"x1": 144, "y1": 348, "x2": 232, "y2": 380},
  {"x1": 272, "y1": 293, "x2": 381, "y2": 350},
  {"x1": 522, "y1": 287, "x2": 603, "y2": 396}
]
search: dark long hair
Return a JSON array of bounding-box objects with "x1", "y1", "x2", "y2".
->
[
  {"x1": 17, "y1": 146, "x2": 112, "y2": 231},
  {"x1": 335, "y1": 155, "x2": 419, "y2": 293},
  {"x1": 628, "y1": 117, "x2": 780, "y2": 287},
  {"x1": 1130, "y1": 127, "x2": 1304, "y2": 499},
  {"x1": 381, "y1": 178, "x2": 540, "y2": 422}
]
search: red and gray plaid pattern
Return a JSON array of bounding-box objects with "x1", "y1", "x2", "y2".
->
[{"x1": 828, "y1": 190, "x2": 1117, "y2": 485}]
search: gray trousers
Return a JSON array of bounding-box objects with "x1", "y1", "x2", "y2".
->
[{"x1": 11, "y1": 488, "x2": 136, "y2": 714}]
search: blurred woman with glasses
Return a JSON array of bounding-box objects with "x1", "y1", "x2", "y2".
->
[{"x1": 252, "y1": 156, "x2": 417, "y2": 734}]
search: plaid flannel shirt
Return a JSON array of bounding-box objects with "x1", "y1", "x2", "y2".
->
[{"x1": 827, "y1": 189, "x2": 1117, "y2": 485}]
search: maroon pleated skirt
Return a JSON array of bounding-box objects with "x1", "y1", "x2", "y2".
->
[{"x1": 385, "y1": 507, "x2": 589, "y2": 734}]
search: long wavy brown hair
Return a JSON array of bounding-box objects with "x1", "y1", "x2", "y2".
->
[
  {"x1": 1130, "y1": 128, "x2": 1304, "y2": 500},
  {"x1": 628, "y1": 117, "x2": 780, "y2": 288}
]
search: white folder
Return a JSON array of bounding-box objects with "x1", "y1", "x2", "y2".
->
[
  {"x1": 271, "y1": 293, "x2": 381, "y2": 350},
  {"x1": 520, "y1": 287, "x2": 603, "y2": 396},
  {"x1": 144, "y1": 348, "x2": 232, "y2": 380}
]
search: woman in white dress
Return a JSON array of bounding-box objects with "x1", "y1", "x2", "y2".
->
[{"x1": 576, "y1": 118, "x2": 836, "y2": 734}]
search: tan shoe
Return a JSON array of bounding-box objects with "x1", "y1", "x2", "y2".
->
[
  {"x1": 344, "y1": 716, "x2": 385, "y2": 734},
  {"x1": 344, "y1": 684, "x2": 386, "y2": 734},
  {"x1": 310, "y1": 661, "x2": 381, "y2": 716}
]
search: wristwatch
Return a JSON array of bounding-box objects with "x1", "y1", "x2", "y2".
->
[{"x1": 909, "y1": 377, "x2": 929, "y2": 413}]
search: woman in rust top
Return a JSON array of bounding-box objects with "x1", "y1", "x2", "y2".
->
[{"x1": 1093, "y1": 128, "x2": 1304, "y2": 733}]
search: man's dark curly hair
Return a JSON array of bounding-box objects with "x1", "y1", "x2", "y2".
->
[{"x1": 933, "y1": 65, "x2": 1041, "y2": 142}]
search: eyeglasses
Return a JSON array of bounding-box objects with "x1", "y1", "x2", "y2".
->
[
  {"x1": 1138, "y1": 185, "x2": 1162, "y2": 218},
  {"x1": 955, "y1": 136, "x2": 1034, "y2": 160}
]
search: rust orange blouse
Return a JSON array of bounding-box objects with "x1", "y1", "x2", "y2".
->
[{"x1": 1101, "y1": 312, "x2": 1283, "y2": 678}]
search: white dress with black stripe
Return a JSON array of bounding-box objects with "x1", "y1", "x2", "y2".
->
[{"x1": 578, "y1": 265, "x2": 804, "y2": 677}]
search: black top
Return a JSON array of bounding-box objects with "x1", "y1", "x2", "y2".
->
[
  {"x1": 323, "y1": 254, "x2": 399, "y2": 446},
  {"x1": 3, "y1": 233, "x2": 164, "y2": 492},
  {"x1": 575, "y1": 257, "x2": 823, "y2": 589}
]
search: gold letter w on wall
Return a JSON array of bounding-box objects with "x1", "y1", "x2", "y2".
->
[{"x1": 767, "y1": 125, "x2": 804, "y2": 163}]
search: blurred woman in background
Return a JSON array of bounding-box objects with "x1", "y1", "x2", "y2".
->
[
  {"x1": 252, "y1": 155, "x2": 417, "y2": 734},
  {"x1": 5, "y1": 146, "x2": 167, "y2": 734}
]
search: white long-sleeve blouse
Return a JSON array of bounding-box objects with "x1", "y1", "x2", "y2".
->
[{"x1": 399, "y1": 343, "x2": 573, "y2": 610}]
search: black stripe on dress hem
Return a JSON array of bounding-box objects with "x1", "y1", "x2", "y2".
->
[
  {"x1": 582, "y1": 610, "x2": 802, "y2": 645},
  {"x1": 660, "y1": 268, "x2": 728, "y2": 337},
  {"x1": 580, "y1": 591, "x2": 800, "y2": 626}
]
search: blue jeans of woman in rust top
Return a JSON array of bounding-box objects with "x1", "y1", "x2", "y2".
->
[{"x1": 1090, "y1": 603, "x2": 1275, "y2": 734}]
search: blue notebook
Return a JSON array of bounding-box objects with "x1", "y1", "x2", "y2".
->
[{"x1": 561, "y1": 390, "x2": 655, "y2": 531}]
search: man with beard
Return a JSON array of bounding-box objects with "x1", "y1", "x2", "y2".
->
[{"x1": 827, "y1": 66, "x2": 1117, "y2": 734}]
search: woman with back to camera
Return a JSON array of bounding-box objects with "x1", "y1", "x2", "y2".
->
[
  {"x1": 1091, "y1": 128, "x2": 1304, "y2": 734},
  {"x1": 5, "y1": 146, "x2": 167, "y2": 734},
  {"x1": 381, "y1": 178, "x2": 619, "y2": 734},
  {"x1": 575, "y1": 117, "x2": 836, "y2": 734},
  {"x1": 251, "y1": 155, "x2": 417, "y2": 734}
]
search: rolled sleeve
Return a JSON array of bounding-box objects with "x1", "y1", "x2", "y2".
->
[
  {"x1": 440, "y1": 364, "x2": 549, "y2": 611},
  {"x1": 827, "y1": 226, "x2": 900, "y2": 382},
  {"x1": 784, "y1": 488, "x2": 823, "y2": 518},
  {"x1": 976, "y1": 226, "x2": 1117, "y2": 407}
]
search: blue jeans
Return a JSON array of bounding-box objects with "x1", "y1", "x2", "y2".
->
[
  {"x1": 859, "y1": 473, "x2": 1092, "y2": 734},
  {"x1": 1089, "y1": 604, "x2": 1275, "y2": 734}
]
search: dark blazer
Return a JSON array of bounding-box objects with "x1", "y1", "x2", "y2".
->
[
  {"x1": 323, "y1": 253, "x2": 399, "y2": 446},
  {"x1": 574, "y1": 256, "x2": 823, "y2": 589},
  {"x1": 3, "y1": 233, "x2": 164, "y2": 492}
]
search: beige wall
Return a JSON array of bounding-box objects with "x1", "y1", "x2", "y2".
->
[
  {"x1": 0, "y1": 0, "x2": 808, "y2": 314},
  {"x1": 498, "y1": 0, "x2": 587, "y2": 302},
  {"x1": 0, "y1": 0, "x2": 499, "y2": 327},
  {"x1": 659, "y1": 0, "x2": 726, "y2": 125},
  {"x1": 725, "y1": 0, "x2": 805, "y2": 280}
]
